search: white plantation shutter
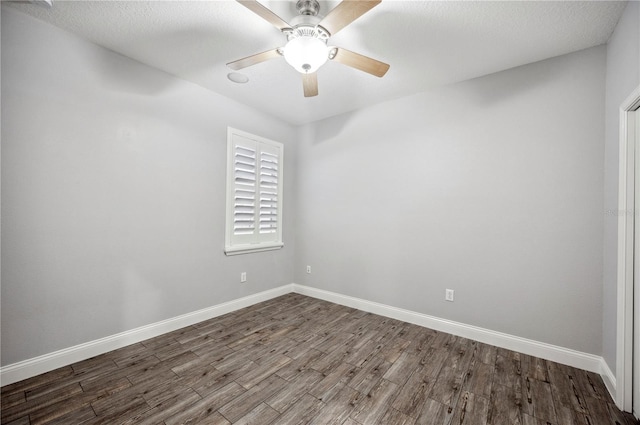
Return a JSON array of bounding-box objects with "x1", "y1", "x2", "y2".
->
[
  {"x1": 258, "y1": 146, "x2": 279, "y2": 240},
  {"x1": 232, "y1": 143, "x2": 257, "y2": 241},
  {"x1": 226, "y1": 128, "x2": 283, "y2": 255}
]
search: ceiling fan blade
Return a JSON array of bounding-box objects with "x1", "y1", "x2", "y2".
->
[
  {"x1": 237, "y1": 0, "x2": 292, "y2": 31},
  {"x1": 302, "y1": 73, "x2": 318, "y2": 97},
  {"x1": 227, "y1": 48, "x2": 282, "y2": 70},
  {"x1": 331, "y1": 47, "x2": 389, "y2": 77},
  {"x1": 318, "y1": 0, "x2": 381, "y2": 36}
]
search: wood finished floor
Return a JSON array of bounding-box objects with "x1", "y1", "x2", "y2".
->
[{"x1": 1, "y1": 294, "x2": 637, "y2": 425}]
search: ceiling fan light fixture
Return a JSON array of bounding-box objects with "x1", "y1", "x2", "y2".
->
[{"x1": 283, "y1": 36, "x2": 328, "y2": 74}]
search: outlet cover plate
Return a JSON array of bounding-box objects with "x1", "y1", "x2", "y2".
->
[{"x1": 445, "y1": 289, "x2": 454, "y2": 302}]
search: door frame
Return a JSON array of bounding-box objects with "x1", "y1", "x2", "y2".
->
[{"x1": 616, "y1": 85, "x2": 640, "y2": 412}]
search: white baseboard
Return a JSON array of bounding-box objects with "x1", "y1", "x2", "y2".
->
[
  {"x1": 292, "y1": 284, "x2": 606, "y2": 376},
  {"x1": 600, "y1": 359, "x2": 617, "y2": 401},
  {"x1": 1, "y1": 282, "x2": 614, "y2": 399},
  {"x1": 0, "y1": 284, "x2": 294, "y2": 386}
]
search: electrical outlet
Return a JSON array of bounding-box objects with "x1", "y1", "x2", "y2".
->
[
  {"x1": 241, "y1": 272, "x2": 247, "y2": 283},
  {"x1": 445, "y1": 289, "x2": 454, "y2": 302},
  {"x1": 306, "y1": 265, "x2": 311, "y2": 274}
]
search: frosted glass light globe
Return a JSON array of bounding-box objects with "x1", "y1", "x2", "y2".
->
[{"x1": 283, "y1": 36, "x2": 328, "y2": 74}]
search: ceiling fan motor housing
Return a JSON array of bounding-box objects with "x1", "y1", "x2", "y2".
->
[{"x1": 296, "y1": 0, "x2": 320, "y2": 16}]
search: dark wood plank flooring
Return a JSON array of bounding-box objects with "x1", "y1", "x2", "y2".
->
[{"x1": 1, "y1": 293, "x2": 637, "y2": 425}]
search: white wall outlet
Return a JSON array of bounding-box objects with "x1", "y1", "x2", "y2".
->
[
  {"x1": 240, "y1": 272, "x2": 247, "y2": 283},
  {"x1": 445, "y1": 289, "x2": 454, "y2": 302},
  {"x1": 306, "y1": 265, "x2": 311, "y2": 274}
]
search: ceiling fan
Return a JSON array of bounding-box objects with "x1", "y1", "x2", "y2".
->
[{"x1": 227, "y1": 0, "x2": 390, "y2": 97}]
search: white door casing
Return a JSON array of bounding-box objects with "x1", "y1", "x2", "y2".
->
[
  {"x1": 634, "y1": 108, "x2": 640, "y2": 419},
  {"x1": 617, "y1": 86, "x2": 640, "y2": 413}
]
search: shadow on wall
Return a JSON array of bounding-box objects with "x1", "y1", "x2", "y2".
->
[
  {"x1": 458, "y1": 56, "x2": 558, "y2": 108},
  {"x1": 305, "y1": 46, "x2": 563, "y2": 147},
  {"x1": 307, "y1": 109, "x2": 361, "y2": 145},
  {"x1": 91, "y1": 27, "x2": 230, "y2": 96}
]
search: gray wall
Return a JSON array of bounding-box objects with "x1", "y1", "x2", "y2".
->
[
  {"x1": 1, "y1": 6, "x2": 297, "y2": 366},
  {"x1": 602, "y1": 1, "x2": 640, "y2": 371},
  {"x1": 1, "y1": 2, "x2": 627, "y2": 368},
  {"x1": 294, "y1": 46, "x2": 606, "y2": 355}
]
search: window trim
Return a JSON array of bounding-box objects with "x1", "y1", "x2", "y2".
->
[{"x1": 224, "y1": 127, "x2": 284, "y2": 256}]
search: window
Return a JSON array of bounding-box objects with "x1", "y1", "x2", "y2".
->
[{"x1": 225, "y1": 127, "x2": 284, "y2": 255}]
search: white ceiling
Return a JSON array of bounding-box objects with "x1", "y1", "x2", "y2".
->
[{"x1": 7, "y1": 0, "x2": 627, "y2": 125}]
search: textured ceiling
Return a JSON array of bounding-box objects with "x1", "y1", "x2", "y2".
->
[{"x1": 7, "y1": 0, "x2": 627, "y2": 125}]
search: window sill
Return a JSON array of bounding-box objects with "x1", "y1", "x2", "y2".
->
[{"x1": 224, "y1": 243, "x2": 284, "y2": 256}]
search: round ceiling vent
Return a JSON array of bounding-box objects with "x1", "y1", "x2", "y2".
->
[{"x1": 227, "y1": 72, "x2": 249, "y2": 84}]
